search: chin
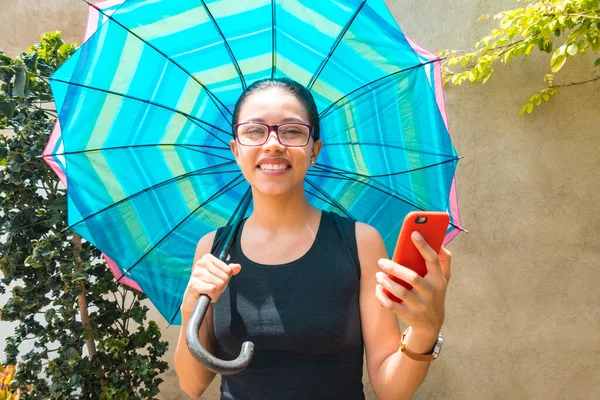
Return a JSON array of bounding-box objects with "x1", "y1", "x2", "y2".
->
[
  {"x1": 248, "y1": 175, "x2": 304, "y2": 197},
  {"x1": 252, "y1": 182, "x2": 296, "y2": 197}
]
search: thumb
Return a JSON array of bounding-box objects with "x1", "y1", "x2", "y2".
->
[{"x1": 230, "y1": 263, "x2": 242, "y2": 276}]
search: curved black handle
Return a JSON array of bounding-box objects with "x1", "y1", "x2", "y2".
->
[
  {"x1": 185, "y1": 187, "x2": 254, "y2": 375},
  {"x1": 185, "y1": 294, "x2": 254, "y2": 375}
]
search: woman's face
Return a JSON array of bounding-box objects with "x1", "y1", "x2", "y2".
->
[{"x1": 230, "y1": 87, "x2": 322, "y2": 197}]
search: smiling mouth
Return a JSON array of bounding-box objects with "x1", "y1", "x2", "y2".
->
[{"x1": 257, "y1": 164, "x2": 291, "y2": 170}]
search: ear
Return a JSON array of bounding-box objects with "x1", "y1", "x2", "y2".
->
[
  {"x1": 311, "y1": 139, "x2": 323, "y2": 163},
  {"x1": 230, "y1": 139, "x2": 240, "y2": 164}
]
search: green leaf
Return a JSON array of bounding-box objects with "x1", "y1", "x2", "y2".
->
[
  {"x1": 44, "y1": 308, "x2": 56, "y2": 323},
  {"x1": 519, "y1": 103, "x2": 529, "y2": 116},
  {"x1": 468, "y1": 69, "x2": 477, "y2": 83},
  {"x1": 594, "y1": 58, "x2": 600, "y2": 68},
  {"x1": 0, "y1": 100, "x2": 16, "y2": 119},
  {"x1": 566, "y1": 44, "x2": 578, "y2": 56},
  {"x1": 58, "y1": 44, "x2": 72, "y2": 60},
  {"x1": 526, "y1": 103, "x2": 534, "y2": 114},
  {"x1": 13, "y1": 67, "x2": 26, "y2": 97},
  {"x1": 63, "y1": 347, "x2": 81, "y2": 361},
  {"x1": 482, "y1": 72, "x2": 492, "y2": 84},
  {"x1": 550, "y1": 53, "x2": 567, "y2": 73}
]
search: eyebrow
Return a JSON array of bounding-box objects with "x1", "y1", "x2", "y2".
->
[{"x1": 245, "y1": 117, "x2": 306, "y2": 123}]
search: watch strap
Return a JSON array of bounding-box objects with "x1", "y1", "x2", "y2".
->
[{"x1": 399, "y1": 327, "x2": 440, "y2": 362}]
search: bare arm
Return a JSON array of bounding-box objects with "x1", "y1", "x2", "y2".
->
[
  {"x1": 174, "y1": 307, "x2": 217, "y2": 398},
  {"x1": 357, "y1": 223, "x2": 451, "y2": 400},
  {"x1": 173, "y1": 230, "x2": 247, "y2": 399}
]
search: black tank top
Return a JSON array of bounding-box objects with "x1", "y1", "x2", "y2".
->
[{"x1": 210, "y1": 211, "x2": 365, "y2": 400}]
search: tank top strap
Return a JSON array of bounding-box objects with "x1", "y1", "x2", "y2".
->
[
  {"x1": 210, "y1": 224, "x2": 236, "y2": 258},
  {"x1": 211, "y1": 211, "x2": 360, "y2": 275},
  {"x1": 324, "y1": 211, "x2": 360, "y2": 279}
]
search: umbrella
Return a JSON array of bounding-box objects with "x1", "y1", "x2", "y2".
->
[
  {"x1": 45, "y1": 0, "x2": 465, "y2": 374},
  {"x1": 43, "y1": 0, "x2": 142, "y2": 292}
]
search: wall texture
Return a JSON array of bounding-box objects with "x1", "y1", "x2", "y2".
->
[{"x1": 1, "y1": 0, "x2": 599, "y2": 399}]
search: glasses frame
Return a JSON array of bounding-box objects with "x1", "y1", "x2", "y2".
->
[{"x1": 234, "y1": 122, "x2": 314, "y2": 147}]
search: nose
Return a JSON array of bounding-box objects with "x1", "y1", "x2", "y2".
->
[{"x1": 263, "y1": 127, "x2": 284, "y2": 149}]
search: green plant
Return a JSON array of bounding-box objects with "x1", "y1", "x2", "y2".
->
[
  {"x1": 440, "y1": 0, "x2": 600, "y2": 115},
  {"x1": 1, "y1": 32, "x2": 168, "y2": 399},
  {"x1": 1, "y1": 363, "x2": 34, "y2": 400}
]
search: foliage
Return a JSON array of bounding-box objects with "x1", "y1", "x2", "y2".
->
[
  {"x1": 1, "y1": 363, "x2": 34, "y2": 400},
  {"x1": 439, "y1": 0, "x2": 600, "y2": 115},
  {"x1": 0, "y1": 32, "x2": 169, "y2": 399}
]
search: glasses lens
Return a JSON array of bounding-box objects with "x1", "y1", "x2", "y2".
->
[
  {"x1": 278, "y1": 124, "x2": 310, "y2": 146},
  {"x1": 237, "y1": 124, "x2": 268, "y2": 145}
]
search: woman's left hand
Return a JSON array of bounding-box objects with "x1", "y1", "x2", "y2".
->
[{"x1": 375, "y1": 231, "x2": 452, "y2": 336}]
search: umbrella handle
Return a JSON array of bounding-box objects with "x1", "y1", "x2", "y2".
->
[
  {"x1": 186, "y1": 187, "x2": 254, "y2": 375},
  {"x1": 185, "y1": 295, "x2": 254, "y2": 375}
]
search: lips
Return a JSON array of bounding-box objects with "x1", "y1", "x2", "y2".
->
[
  {"x1": 258, "y1": 164, "x2": 290, "y2": 170},
  {"x1": 256, "y1": 157, "x2": 291, "y2": 170}
]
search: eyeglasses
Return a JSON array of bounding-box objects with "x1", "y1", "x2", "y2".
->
[{"x1": 234, "y1": 122, "x2": 314, "y2": 147}]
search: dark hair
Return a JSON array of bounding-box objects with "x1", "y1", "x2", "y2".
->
[{"x1": 232, "y1": 78, "x2": 320, "y2": 141}]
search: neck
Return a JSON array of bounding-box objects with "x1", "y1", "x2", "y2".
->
[{"x1": 248, "y1": 185, "x2": 318, "y2": 231}]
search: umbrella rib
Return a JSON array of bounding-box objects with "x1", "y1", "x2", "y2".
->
[
  {"x1": 314, "y1": 156, "x2": 461, "y2": 179},
  {"x1": 117, "y1": 173, "x2": 246, "y2": 281},
  {"x1": 306, "y1": 0, "x2": 367, "y2": 91},
  {"x1": 318, "y1": 57, "x2": 441, "y2": 119},
  {"x1": 46, "y1": 143, "x2": 233, "y2": 162},
  {"x1": 307, "y1": 167, "x2": 466, "y2": 232},
  {"x1": 50, "y1": 77, "x2": 232, "y2": 147},
  {"x1": 271, "y1": 0, "x2": 276, "y2": 78},
  {"x1": 322, "y1": 142, "x2": 458, "y2": 159},
  {"x1": 304, "y1": 178, "x2": 354, "y2": 219},
  {"x1": 307, "y1": 168, "x2": 417, "y2": 210},
  {"x1": 65, "y1": 161, "x2": 237, "y2": 232},
  {"x1": 200, "y1": 0, "x2": 247, "y2": 90},
  {"x1": 304, "y1": 188, "x2": 339, "y2": 209},
  {"x1": 81, "y1": 0, "x2": 233, "y2": 122}
]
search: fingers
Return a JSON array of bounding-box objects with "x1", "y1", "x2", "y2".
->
[
  {"x1": 183, "y1": 254, "x2": 242, "y2": 309},
  {"x1": 375, "y1": 271, "x2": 421, "y2": 308},
  {"x1": 199, "y1": 262, "x2": 227, "y2": 281},
  {"x1": 411, "y1": 231, "x2": 443, "y2": 279},
  {"x1": 378, "y1": 258, "x2": 437, "y2": 304},
  {"x1": 375, "y1": 283, "x2": 413, "y2": 321},
  {"x1": 378, "y1": 259, "x2": 426, "y2": 291}
]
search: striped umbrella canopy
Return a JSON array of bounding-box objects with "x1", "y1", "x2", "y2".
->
[
  {"x1": 44, "y1": 0, "x2": 143, "y2": 292},
  {"x1": 45, "y1": 0, "x2": 465, "y2": 325}
]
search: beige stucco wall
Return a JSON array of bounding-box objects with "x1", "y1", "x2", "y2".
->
[{"x1": 1, "y1": 0, "x2": 599, "y2": 399}]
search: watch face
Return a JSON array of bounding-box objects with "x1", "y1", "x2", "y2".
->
[{"x1": 432, "y1": 332, "x2": 443, "y2": 359}]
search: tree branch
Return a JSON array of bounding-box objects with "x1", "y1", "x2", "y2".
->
[
  {"x1": 555, "y1": 76, "x2": 600, "y2": 88},
  {"x1": 110, "y1": 291, "x2": 126, "y2": 332},
  {"x1": 564, "y1": 12, "x2": 600, "y2": 20},
  {"x1": 72, "y1": 234, "x2": 97, "y2": 359},
  {"x1": 443, "y1": 39, "x2": 525, "y2": 56}
]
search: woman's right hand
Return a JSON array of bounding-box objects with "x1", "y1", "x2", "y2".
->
[{"x1": 181, "y1": 253, "x2": 242, "y2": 317}]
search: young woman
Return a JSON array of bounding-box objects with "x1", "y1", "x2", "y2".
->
[{"x1": 173, "y1": 78, "x2": 452, "y2": 400}]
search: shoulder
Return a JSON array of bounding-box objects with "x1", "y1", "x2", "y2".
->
[
  {"x1": 355, "y1": 222, "x2": 388, "y2": 272},
  {"x1": 194, "y1": 230, "x2": 218, "y2": 260},
  {"x1": 355, "y1": 222, "x2": 385, "y2": 252},
  {"x1": 324, "y1": 212, "x2": 386, "y2": 258}
]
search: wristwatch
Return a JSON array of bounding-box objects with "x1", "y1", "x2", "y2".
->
[{"x1": 400, "y1": 327, "x2": 443, "y2": 362}]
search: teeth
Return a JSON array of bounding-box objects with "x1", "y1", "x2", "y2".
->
[{"x1": 259, "y1": 164, "x2": 288, "y2": 170}]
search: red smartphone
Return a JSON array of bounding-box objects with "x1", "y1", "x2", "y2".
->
[{"x1": 383, "y1": 211, "x2": 450, "y2": 303}]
